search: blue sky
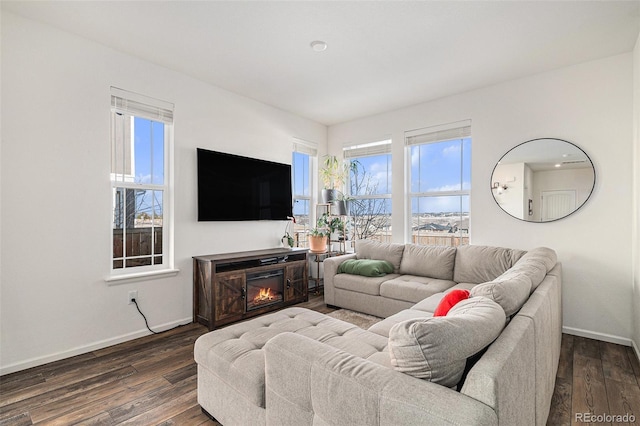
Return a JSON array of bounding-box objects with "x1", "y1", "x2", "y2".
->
[
  {"x1": 351, "y1": 154, "x2": 392, "y2": 195},
  {"x1": 292, "y1": 137, "x2": 470, "y2": 217},
  {"x1": 409, "y1": 138, "x2": 471, "y2": 214},
  {"x1": 133, "y1": 117, "x2": 164, "y2": 185},
  {"x1": 410, "y1": 138, "x2": 471, "y2": 193},
  {"x1": 292, "y1": 151, "x2": 310, "y2": 197},
  {"x1": 132, "y1": 117, "x2": 164, "y2": 218},
  {"x1": 349, "y1": 138, "x2": 470, "y2": 214}
]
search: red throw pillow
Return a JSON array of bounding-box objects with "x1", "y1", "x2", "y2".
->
[{"x1": 433, "y1": 289, "x2": 470, "y2": 317}]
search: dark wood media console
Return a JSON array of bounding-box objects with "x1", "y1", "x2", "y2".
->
[{"x1": 193, "y1": 247, "x2": 309, "y2": 330}]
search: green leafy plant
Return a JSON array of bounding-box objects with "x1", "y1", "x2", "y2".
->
[
  {"x1": 282, "y1": 216, "x2": 296, "y2": 247},
  {"x1": 310, "y1": 213, "x2": 330, "y2": 237},
  {"x1": 311, "y1": 214, "x2": 347, "y2": 238},
  {"x1": 282, "y1": 232, "x2": 294, "y2": 247},
  {"x1": 309, "y1": 228, "x2": 328, "y2": 237},
  {"x1": 328, "y1": 216, "x2": 344, "y2": 234}
]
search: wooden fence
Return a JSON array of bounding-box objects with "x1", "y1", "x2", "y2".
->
[{"x1": 113, "y1": 227, "x2": 162, "y2": 267}]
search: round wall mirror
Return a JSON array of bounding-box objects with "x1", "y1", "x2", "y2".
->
[{"x1": 491, "y1": 138, "x2": 595, "y2": 222}]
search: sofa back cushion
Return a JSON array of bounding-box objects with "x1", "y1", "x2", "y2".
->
[
  {"x1": 399, "y1": 244, "x2": 457, "y2": 280},
  {"x1": 356, "y1": 239, "x2": 405, "y2": 273},
  {"x1": 453, "y1": 245, "x2": 526, "y2": 284},
  {"x1": 470, "y1": 247, "x2": 558, "y2": 316},
  {"x1": 464, "y1": 247, "x2": 557, "y2": 316},
  {"x1": 388, "y1": 296, "x2": 506, "y2": 388},
  {"x1": 513, "y1": 247, "x2": 557, "y2": 292},
  {"x1": 470, "y1": 272, "x2": 532, "y2": 317}
]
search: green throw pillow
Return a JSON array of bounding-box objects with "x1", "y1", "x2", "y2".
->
[{"x1": 337, "y1": 259, "x2": 394, "y2": 277}]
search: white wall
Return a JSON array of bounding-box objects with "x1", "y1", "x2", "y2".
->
[
  {"x1": 330, "y1": 53, "x2": 635, "y2": 344},
  {"x1": 0, "y1": 12, "x2": 326, "y2": 374},
  {"x1": 633, "y1": 33, "x2": 640, "y2": 358}
]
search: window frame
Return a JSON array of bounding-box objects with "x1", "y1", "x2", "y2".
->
[
  {"x1": 107, "y1": 88, "x2": 177, "y2": 283},
  {"x1": 291, "y1": 139, "x2": 317, "y2": 248},
  {"x1": 405, "y1": 121, "x2": 471, "y2": 246},
  {"x1": 344, "y1": 139, "x2": 392, "y2": 242}
]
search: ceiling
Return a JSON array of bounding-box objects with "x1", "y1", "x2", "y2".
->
[{"x1": 3, "y1": 1, "x2": 639, "y2": 126}]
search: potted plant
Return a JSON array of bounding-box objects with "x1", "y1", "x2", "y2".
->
[
  {"x1": 308, "y1": 213, "x2": 330, "y2": 253},
  {"x1": 308, "y1": 228, "x2": 329, "y2": 253},
  {"x1": 281, "y1": 232, "x2": 294, "y2": 248},
  {"x1": 281, "y1": 216, "x2": 295, "y2": 248},
  {"x1": 325, "y1": 215, "x2": 342, "y2": 236},
  {"x1": 332, "y1": 192, "x2": 355, "y2": 216},
  {"x1": 319, "y1": 156, "x2": 357, "y2": 203}
]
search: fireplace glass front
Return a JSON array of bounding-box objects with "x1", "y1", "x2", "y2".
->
[{"x1": 245, "y1": 269, "x2": 284, "y2": 311}]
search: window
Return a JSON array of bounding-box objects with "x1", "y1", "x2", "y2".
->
[
  {"x1": 110, "y1": 88, "x2": 174, "y2": 278},
  {"x1": 345, "y1": 140, "x2": 392, "y2": 242},
  {"x1": 291, "y1": 139, "x2": 317, "y2": 248},
  {"x1": 406, "y1": 121, "x2": 471, "y2": 247}
]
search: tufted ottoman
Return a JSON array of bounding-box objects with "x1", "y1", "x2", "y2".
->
[{"x1": 194, "y1": 307, "x2": 389, "y2": 425}]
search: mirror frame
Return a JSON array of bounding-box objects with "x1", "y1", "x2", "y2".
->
[{"x1": 490, "y1": 138, "x2": 595, "y2": 223}]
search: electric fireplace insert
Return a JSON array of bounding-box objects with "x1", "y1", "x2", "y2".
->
[{"x1": 245, "y1": 269, "x2": 284, "y2": 311}]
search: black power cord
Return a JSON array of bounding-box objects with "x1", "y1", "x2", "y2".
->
[
  {"x1": 131, "y1": 298, "x2": 159, "y2": 334},
  {"x1": 131, "y1": 298, "x2": 192, "y2": 335}
]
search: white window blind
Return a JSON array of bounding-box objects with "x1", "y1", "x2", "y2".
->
[
  {"x1": 343, "y1": 139, "x2": 392, "y2": 158},
  {"x1": 293, "y1": 138, "x2": 318, "y2": 156},
  {"x1": 405, "y1": 120, "x2": 471, "y2": 146},
  {"x1": 111, "y1": 87, "x2": 174, "y2": 124}
]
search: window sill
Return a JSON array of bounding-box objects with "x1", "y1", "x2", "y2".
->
[{"x1": 106, "y1": 268, "x2": 180, "y2": 285}]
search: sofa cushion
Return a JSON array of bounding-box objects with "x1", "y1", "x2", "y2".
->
[
  {"x1": 333, "y1": 273, "x2": 400, "y2": 296},
  {"x1": 338, "y1": 259, "x2": 394, "y2": 277},
  {"x1": 388, "y1": 297, "x2": 506, "y2": 388},
  {"x1": 356, "y1": 239, "x2": 405, "y2": 272},
  {"x1": 399, "y1": 244, "x2": 457, "y2": 280},
  {"x1": 470, "y1": 272, "x2": 532, "y2": 316},
  {"x1": 368, "y1": 308, "x2": 433, "y2": 337},
  {"x1": 411, "y1": 293, "x2": 446, "y2": 313},
  {"x1": 453, "y1": 245, "x2": 526, "y2": 284},
  {"x1": 380, "y1": 275, "x2": 456, "y2": 303}
]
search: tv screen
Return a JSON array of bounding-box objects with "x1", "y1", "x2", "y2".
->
[{"x1": 197, "y1": 148, "x2": 293, "y2": 221}]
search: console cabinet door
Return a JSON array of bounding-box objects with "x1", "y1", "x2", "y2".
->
[
  {"x1": 285, "y1": 261, "x2": 308, "y2": 303},
  {"x1": 214, "y1": 271, "x2": 245, "y2": 322}
]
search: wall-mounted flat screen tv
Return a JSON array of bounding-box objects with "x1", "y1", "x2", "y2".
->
[{"x1": 197, "y1": 148, "x2": 293, "y2": 221}]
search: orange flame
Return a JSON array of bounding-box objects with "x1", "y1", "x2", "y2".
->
[{"x1": 254, "y1": 287, "x2": 275, "y2": 303}]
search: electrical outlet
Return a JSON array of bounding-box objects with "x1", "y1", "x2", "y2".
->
[{"x1": 128, "y1": 290, "x2": 138, "y2": 304}]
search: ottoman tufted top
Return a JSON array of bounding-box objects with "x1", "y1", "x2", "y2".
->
[{"x1": 194, "y1": 307, "x2": 389, "y2": 408}]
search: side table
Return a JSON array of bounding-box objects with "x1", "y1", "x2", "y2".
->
[{"x1": 308, "y1": 251, "x2": 340, "y2": 295}]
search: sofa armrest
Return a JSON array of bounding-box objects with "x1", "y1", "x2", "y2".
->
[
  {"x1": 322, "y1": 253, "x2": 356, "y2": 305},
  {"x1": 264, "y1": 332, "x2": 497, "y2": 426},
  {"x1": 460, "y1": 315, "x2": 537, "y2": 425}
]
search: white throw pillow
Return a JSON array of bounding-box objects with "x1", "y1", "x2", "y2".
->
[{"x1": 388, "y1": 297, "x2": 506, "y2": 388}]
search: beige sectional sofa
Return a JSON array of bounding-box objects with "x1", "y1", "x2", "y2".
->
[{"x1": 194, "y1": 241, "x2": 561, "y2": 425}]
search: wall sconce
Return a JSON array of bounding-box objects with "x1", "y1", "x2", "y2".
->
[{"x1": 492, "y1": 182, "x2": 508, "y2": 194}]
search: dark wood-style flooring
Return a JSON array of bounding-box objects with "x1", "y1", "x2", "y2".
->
[{"x1": 1, "y1": 294, "x2": 638, "y2": 425}]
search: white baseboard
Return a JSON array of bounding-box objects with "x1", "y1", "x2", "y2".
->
[
  {"x1": 562, "y1": 326, "x2": 633, "y2": 347},
  {"x1": 632, "y1": 339, "x2": 640, "y2": 363},
  {"x1": 0, "y1": 317, "x2": 192, "y2": 376}
]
